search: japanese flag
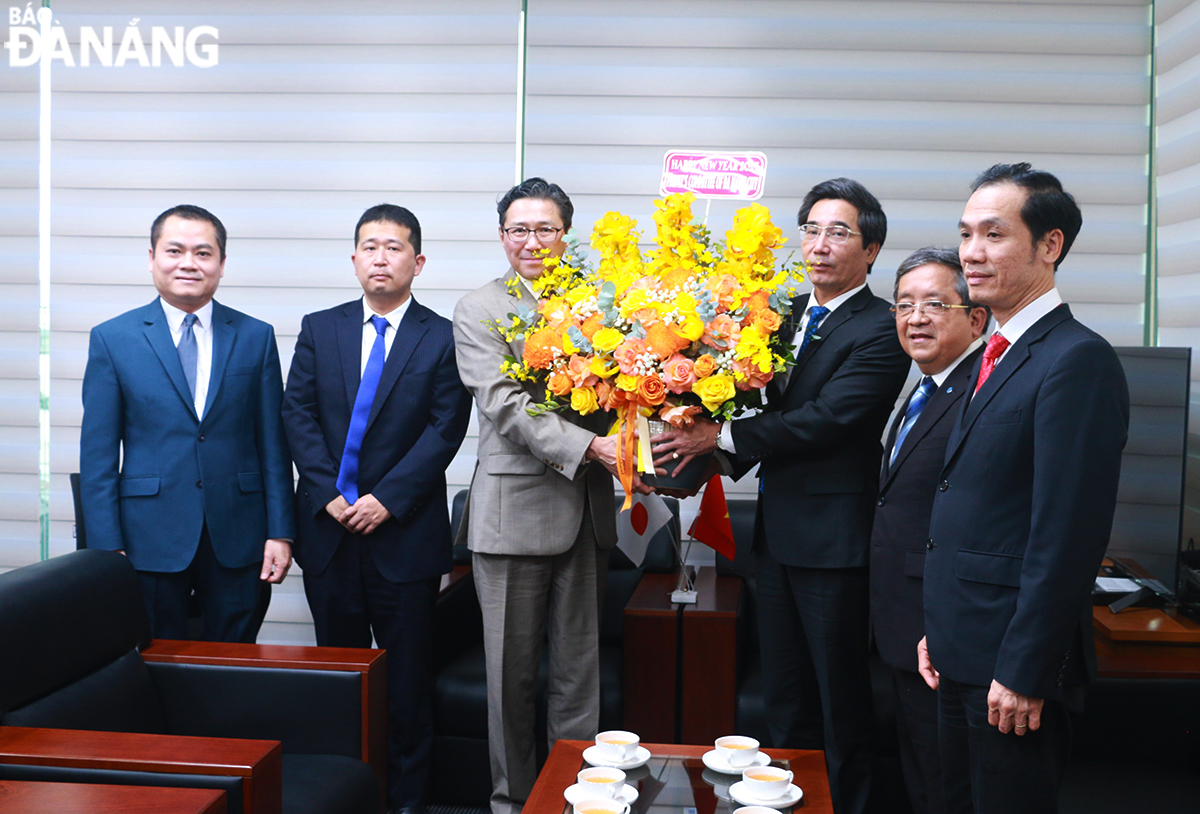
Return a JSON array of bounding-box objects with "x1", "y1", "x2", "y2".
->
[{"x1": 616, "y1": 492, "x2": 673, "y2": 567}]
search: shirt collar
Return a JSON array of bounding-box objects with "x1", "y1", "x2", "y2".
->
[
  {"x1": 160, "y1": 297, "x2": 213, "y2": 332},
  {"x1": 994, "y1": 287, "x2": 1062, "y2": 348},
  {"x1": 810, "y1": 282, "x2": 866, "y2": 318},
  {"x1": 362, "y1": 295, "x2": 412, "y2": 331},
  {"x1": 929, "y1": 336, "x2": 985, "y2": 388}
]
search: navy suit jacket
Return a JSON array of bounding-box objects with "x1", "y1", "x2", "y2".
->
[
  {"x1": 924, "y1": 305, "x2": 1129, "y2": 700},
  {"x1": 730, "y1": 287, "x2": 911, "y2": 568},
  {"x1": 80, "y1": 298, "x2": 295, "y2": 572},
  {"x1": 869, "y1": 348, "x2": 980, "y2": 672},
  {"x1": 282, "y1": 297, "x2": 472, "y2": 584}
]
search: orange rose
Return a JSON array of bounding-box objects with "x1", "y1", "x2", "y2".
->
[
  {"x1": 693, "y1": 354, "x2": 718, "y2": 379},
  {"x1": 707, "y1": 274, "x2": 740, "y2": 311},
  {"x1": 660, "y1": 403, "x2": 702, "y2": 427},
  {"x1": 637, "y1": 374, "x2": 668, "y2": 407},
  {"x1": 661, "y1": 353, "x2": 697, "y2": 394},
  {"x1": 548, "y1": 369, "x2": 573, "y2": 397},
  {"x1": 522, "y1": 327, "x2": 560, "y2": 369},
  {"x1": 631, "y1": 307, "x2": 660, "y2": 328},
  {"x1": 743, "y1": 290, "x2": 770, "y2": 314},
  {"x1": 644, "y1": 322, "x2": 690, "y2": 360},
  {"x1": 733, "y1": 357, "x2": 774, "y2": 391},
  {"x1": 614, "y1": 338, "x2": 648, "y2": 376},
  {"x1": 701, "y1": 314, "x2": 741, "y2": 351},
  {"x1": 567, "y1": 354, "x2": 599, "y2": 387},
  {"x1": 752, "y1": 308, "x2": 782, "y2": 334},
  {"x1": 595, "y1": 379, "x2": 616, "y2": 409}
]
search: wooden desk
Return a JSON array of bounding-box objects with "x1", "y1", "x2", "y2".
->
[
  {"x1": 0, "y1": 780, "x2": 227, "y2": 813},
  {"x1": 1092, "y1": 558, "x2": 1200, "y2": 678},
  {"x1": 622, "y1": 572, "x2": 684, "y2": 742},
  {"x1": 680, "y1": 566, "x2": 741, "y2": 745},
  {"x1": 526, "y1": 740, "x2": 831, "y2": 814}
]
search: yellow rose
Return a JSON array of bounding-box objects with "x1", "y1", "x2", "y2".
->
[
  {"x1": 590, "y1": 357, "x2": 619, "y2": 379},
  {"x1": 692, "y1": 373, "x2": 736, "y2": 413},
  {"x1": 592, "y1": 327, "x2": 624, "y2": 353},
  {"x1": 615, "y1": 373, "x2": 640, "y2": 392},
  {"x1": 570, "y1": 386, "x2": 600, "y2": 416}
]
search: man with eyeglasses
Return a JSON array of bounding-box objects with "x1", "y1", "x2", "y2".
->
[
  {"x1": 869, "y1": 247, "x2": 988, "y2": 814},
  {"x1": 453, "y1": 178, "x2": 638, "y2": 814},
  {"x1": 654, "y1": 178, "x2": 909, "y2": 814}
]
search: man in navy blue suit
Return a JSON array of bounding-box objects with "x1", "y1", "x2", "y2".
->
[
  {"x1": 282, "y1": 204, "x2": 472, "y2": 814},
  {"x1": 80, "y1": 204, "x2": 295, "y2": 643},
  {"x1": 918, "y1": 164, "x2": 1129, "y2": 814}
]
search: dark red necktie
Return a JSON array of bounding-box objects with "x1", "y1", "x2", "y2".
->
[{"x1": 974, "y1": 333, "x2": 1010, "y2": 394}]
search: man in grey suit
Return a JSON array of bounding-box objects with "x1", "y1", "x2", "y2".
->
[{"x1": 452, "y1": 178, "x2": 642, "y2": 814}]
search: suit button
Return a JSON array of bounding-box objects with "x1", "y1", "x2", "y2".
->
[
  {"x1": 198, "y1": 434, "x2": 205, "y2": 442},
  {"x1": 938, "y1": 480, "x2": 949, "y2": 492},
  {"x1": 196, "y1": 480, "x2": 203, "y2": 488},
  {"x1": 926, "y1": 539, "x2": 936, "y2": 550},
  {"x1": 877, "y1": 497, "x2": 886, "y2": 507}
]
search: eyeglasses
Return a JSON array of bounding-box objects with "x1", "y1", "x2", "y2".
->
[
  {"x1": 891, "y1": 301, "x2": 974, "y2": 319},
  {"x1": 798, "y1": 224, "x2": 861, "y2": 244},
  {"x1": 502, "y1": 226, "x2": 564, "y2": 242}
]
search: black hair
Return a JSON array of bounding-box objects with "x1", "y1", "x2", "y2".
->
[
  {"x1": 797, "y1": 177, "x2": 887, "y2": 272},
  {"x1": 151, "y1": 205, "x2": 227, "y2": 260},
  {"x1": 970, "y1": 163, "x2": 1082, "y2": 270},
  {"x1": 355, "y1": 204, "x2": 422, "y2": 255},
  {"x1": 892, "y1": 245, "x2": 990, "y2": 320},
  {"x1": 497, "y1": 177, "x2": 573, "y2": 232}
]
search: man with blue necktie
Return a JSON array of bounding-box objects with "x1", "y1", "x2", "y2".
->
[
  {"x1": 869, "y1": 247, "x2": 988, "y2": 814},
  {"x1": 283, "y1": 204, "x2": 472, "y2": 814},
  {"x1": 80, "y1": 204, "x2": 295, "y2": 643}
]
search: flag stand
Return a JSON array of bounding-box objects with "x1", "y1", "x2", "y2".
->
[{"x1": 670, "y1": 537, "x2": 698, "y2": 604}]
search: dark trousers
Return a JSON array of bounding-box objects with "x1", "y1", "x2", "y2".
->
[
  {"x1": 891, "y1": 665, "x2": 945, "y2": 814},
  {"x1": 303, "y1": 532, "x2": 439, "y2": 810},
  {"x1": 938, "y1": 676, "x2": 1072, "y2": 814},
  {"x1": 137, "y1": 524, "x2": 266, "y2": 643},
  {"x1": 755, "y1": 540, "x2": 874, "y2": 814}
]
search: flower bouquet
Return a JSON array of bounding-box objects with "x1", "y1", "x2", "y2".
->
[{"x1": 494, "y1": 192, "x2": 805, "y2": 508}]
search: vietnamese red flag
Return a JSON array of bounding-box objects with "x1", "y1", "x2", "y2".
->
[{"x1": 688, "y1": 475, "x2": 736, "y2": 561}]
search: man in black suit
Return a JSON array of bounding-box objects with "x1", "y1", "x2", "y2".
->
[
  {"x1": 282, "y1": 204, "x2": 473, "y2": 814},
  {"x1": 870, "y1": 247, "x2": 988, "y2": 814},
  {"x1": 917, "y1": 164, "x2": 1129, "y2": 814},
  {"x1": 654, "y1": 179, "x2": 910, "y2": 814}
]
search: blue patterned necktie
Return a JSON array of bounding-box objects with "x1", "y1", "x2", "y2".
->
[
  {"x1": 890, "y1": 376, "x2": 936, "y2": 465},
  {"x1": 178, "y1": 313, "x2": 199, "y2": 400},
  {"x1": 337, "y1": 315, "x2": 389, "y2": 504},
  {"x1": 797, "y1": 305, "x2": 829, "y2": 356}
]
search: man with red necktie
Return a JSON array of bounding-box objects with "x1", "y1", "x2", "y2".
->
[{"x1": 918, "y1": 164, "x2": 1130, "y2": 814}]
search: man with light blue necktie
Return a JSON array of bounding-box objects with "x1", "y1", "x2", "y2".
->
[
  {"x1": 283, "y1": 204, "x2": 472, "y2": 814},
  {"x1": 80, "y1": 204, "x2": 295, "y2": 643}
]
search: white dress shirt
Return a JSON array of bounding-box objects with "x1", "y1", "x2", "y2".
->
[
  {"x1": 990, "y1": 287, "x2": 1063, "y2": 366},
  {"x1": 161, "y1": 298, "x2": 213, "y2": 419},
  {"x1": 718, "y1": 283, "x2": 868, "y2": 454},
  {"x1": 931, "y1": 336, "x2": 986, "y2": 389},
  {"x1": 360, "y1": 296, "x2": 411, "y2": 376}
]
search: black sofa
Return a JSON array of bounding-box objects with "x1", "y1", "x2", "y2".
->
[
  {"x1": 429, "y1": 492, "x2": 680, "y2": 805},
  {"x1": 0, "y1": 549, "x2": 384, "y2": 814}
]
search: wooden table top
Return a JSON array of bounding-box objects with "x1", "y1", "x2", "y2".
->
[
  {"x1": 0, "y1": 780, "x2": 226, "y2": 814},
  {"x1": 526, "y1": 740, "x2": 832, "y2": 814}
]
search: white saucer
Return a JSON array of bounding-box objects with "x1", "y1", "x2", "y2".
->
[
  {"x1": 583, "y1": 744, "x2": 652, "y2": 770},
  {"x1": 729, "y1": 781, "x2": 803, "y2": 809},
  {"x1": 701, "y1": 749, "x2": 771, "y2": 774},
  {"x1": 564, "y1": 783, "x2": 640, "y2": 806}
]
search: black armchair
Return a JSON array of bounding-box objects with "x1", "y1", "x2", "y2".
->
[
  {"x1": 429, "y1": 492, "x2": 681, "y2": 805},
  {"x1": 0, "y1": 549, "x2": 385, "y2": 814}
]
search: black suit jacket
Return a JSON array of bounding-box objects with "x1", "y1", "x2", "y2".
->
[
  {"x1": 282, "y1": 298, "x2": 472, "y2": 583},
  {"x1": 730, "y1": 287, "x2": 910, "y2": 568},
  {"x1": 924, "y1": 305, "x2": 1129, "y2": 700},
  {"x1": 869, "y1": 348, "x2": 981, "y2": 672}
]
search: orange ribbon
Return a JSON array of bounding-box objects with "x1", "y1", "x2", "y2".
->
[{"x1": 616, "y1": 403, "x2": 638, "y2": 511}]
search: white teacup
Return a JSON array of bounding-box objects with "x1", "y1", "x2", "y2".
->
[
  {"x1": 734, "y1": 807, "x2": 783, "y2": 814},
  {"x1": 715, "y1": 734, "x2": 760, "y2": 768},
  {"x1": 574, "y1": 800, "x2": 631, "y2": 814},
  {"x1": 577, "y1": 767, "x2": 626, "y2": 799},
  {"x1": 595, "y1": 729, "x2": 640, "y2": 763},
  {"x1": 741, "y1": 766, "x2": 793, "y2": 800}
]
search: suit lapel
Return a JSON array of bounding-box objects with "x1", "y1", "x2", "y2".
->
[
  {"x1": 202, "y1": 302, "x2": 236, "y2": 422},
  {"x1": 141, "y1": 299, "x2": 198, "y2": 422},
  {"x1": 944, "y1": 305, "x2": 1072, "y2": 469},
  {"x1": 883, "y1": 348, "x2": 979, "y2": 489},
  {"x1": 783, "y1": 287, "x2": 870, "y2": 397},
  {"x1": 337, "y1": 300, "x2": 363, "y2": 411},
  {"x1": 365, "y1": 299, "x2": 430, "y2": 432}
]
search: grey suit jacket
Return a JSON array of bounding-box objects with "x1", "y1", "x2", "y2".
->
[{"x1": 452, "y1": 270, "x2": 617, "y2": 556}]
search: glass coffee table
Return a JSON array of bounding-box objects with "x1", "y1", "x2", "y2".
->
[{"x1": 525, "y1": 741, "x2": 832, "y2": 814}]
